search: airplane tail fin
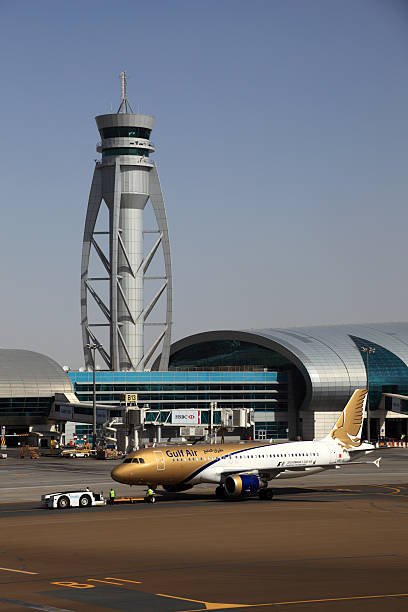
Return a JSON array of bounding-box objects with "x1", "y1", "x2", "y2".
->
[{"x1": 325, "y1": 389, "x2": 368, "y2": 449}]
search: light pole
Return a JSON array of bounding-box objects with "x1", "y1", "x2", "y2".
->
[
  {"x1": 85, "y1": 343, "x2": 102, "y2": 449},
  {"x1": 361, "y1": 346, "x2": 376, "y2": 443}
]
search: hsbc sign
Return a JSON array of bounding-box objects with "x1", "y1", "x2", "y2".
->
[{"x1": 171, "y1": 410, "x2": 201, "y2": 425}]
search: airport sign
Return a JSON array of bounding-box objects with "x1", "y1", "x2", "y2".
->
[{"x1": 171, "y1": 410, "x2": 201, "y2": 425}]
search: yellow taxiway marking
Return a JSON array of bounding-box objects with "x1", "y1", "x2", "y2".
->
[
  {"x1": 158, "y1": 592, "x2": 408, "y2": 610},
  {"x1": 87, "y1": 578, "x2": 124, "y2": 586},
  {"x1": 157, "y1": 593, "x2": 247, "y2": 609},
  {"x1": 105, "y1": 576, "x2": 142, "y2": 583},
  {"x1": 374, "y1": 484, "x2": 401, "y2": 495},
  {"x1": 263, "y1": 592, "x2": 408, "y2": 606},
  {"x1": 0, "y1": 566, "x2": 38, "y2": 575}
]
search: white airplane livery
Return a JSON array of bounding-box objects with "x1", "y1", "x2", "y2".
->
[{"x1": 111, "y1": 389, "x2": 380, "y2": 499}]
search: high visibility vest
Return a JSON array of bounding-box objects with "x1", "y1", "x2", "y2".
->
[{"x1": 110, "y1": 490, "x2": 115, "y2": 498}]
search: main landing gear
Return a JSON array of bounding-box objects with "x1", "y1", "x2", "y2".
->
[
  {"x1": 214, "y1": 485, "x2": 274, "y2": 500},
  {"x1": 258, "y1": 488, "x2": 274, "y2": 500},
  {"x1": 215, "y1": 485, "x2": 225, "y2": 499}
]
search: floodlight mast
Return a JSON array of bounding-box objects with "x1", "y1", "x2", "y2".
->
[{"x1": 81, "y1": 72, "x2": 172, "y2": 371}]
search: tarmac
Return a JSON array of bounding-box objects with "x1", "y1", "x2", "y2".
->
[{"x1": 0, "y1": 448, "x2": 408, "y2": 611}]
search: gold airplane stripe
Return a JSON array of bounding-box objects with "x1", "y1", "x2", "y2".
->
[
  {"x1": 181, "y1": 444, "x2": 273, "y2": 483},
  {"x1": 161, "y1": 445, "x2": 262, "y2": 485},
  {"x1": 121, "y1": 441, "x2": 289, "y2": 487}
]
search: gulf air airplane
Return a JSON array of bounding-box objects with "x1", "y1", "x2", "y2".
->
[{"x1": 111, "y1": 388, "x2": 381, "y2": 500}]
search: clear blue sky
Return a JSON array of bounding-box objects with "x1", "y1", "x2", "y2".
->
[{"x1": 0, "y1": 0, "x2": 407, "y2": 367}]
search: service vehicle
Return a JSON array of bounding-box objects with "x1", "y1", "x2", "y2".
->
[
  {"x1": 60, "y1": 447, "x2": 96, "y2": 458},
  {"x1": 41, "y1": 489, "x2": 106, "y2": 509}
]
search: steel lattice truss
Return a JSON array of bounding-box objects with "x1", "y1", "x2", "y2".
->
[{"x1": 81, "y1": 161, "x2": 172, "y2": 371}]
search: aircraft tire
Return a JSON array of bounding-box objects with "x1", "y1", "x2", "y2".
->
[
  {"x1": 258, "y1": 488, "x2": 274, "y2": 500},
  {"x1": 215, "y1": 486, "x2": 225, "y2": 499}
]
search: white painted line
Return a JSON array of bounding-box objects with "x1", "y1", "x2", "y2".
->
[{"x1": 0, "y1": 566, "x2": 38, "y2": 575}]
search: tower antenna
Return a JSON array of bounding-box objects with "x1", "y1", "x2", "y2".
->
[{"x1": 117, "y1": 71, "x2": 134, "y2": 113}]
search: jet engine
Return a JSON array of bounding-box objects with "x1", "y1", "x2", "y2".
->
[{"x1": 224, "y1": 474, "x2": 261, "y2": 498}]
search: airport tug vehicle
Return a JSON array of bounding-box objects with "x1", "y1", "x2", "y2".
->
[{"x1": 41, "y1": 489, "x2": 106, "y2": 509}]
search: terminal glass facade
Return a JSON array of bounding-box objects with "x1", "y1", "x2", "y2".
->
[
  {"x1": 169, "y1": 340, "x2": 293, "y2": 370},
  {"x1": 350, "y1": 336, "x2": 408, "y2": 408},
  {"x1": 0, "y1": 397, "x2": 53, "y2": 422},
  {"x1": 68, "y1": 370, "x2": 289, "y2": 438}
]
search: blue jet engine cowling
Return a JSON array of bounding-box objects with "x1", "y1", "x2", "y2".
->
[{"x1": 224, "y1": 474, "x2": 261, "y2": 497}]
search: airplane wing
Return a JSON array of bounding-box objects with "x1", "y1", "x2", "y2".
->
[{"x1": 218, "y1": 466, "x2": 289, "y2": 481}]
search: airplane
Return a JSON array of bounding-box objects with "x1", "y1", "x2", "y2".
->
[{"x1": 111, "y1": 388, "x2": 381, "y2": 500}]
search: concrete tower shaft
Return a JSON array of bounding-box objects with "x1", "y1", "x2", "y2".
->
[{"x1": 81, "y1": 79, "x2": 172, "y2": 371}]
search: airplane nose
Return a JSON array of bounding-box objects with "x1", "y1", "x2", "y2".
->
[{"x1": 111, "y1": 465, "x2": 127, "y2": 484}]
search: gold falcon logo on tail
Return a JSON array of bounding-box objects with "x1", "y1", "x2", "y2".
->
[{"x1": 328, "y1": 389, "x2": 368, "y2": 448}]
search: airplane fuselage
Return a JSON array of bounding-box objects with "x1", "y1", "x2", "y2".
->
[{"x1": 111, "y1": 440, "x2": 352, "y2": 489}]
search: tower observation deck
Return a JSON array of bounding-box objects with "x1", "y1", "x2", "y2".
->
[{"x1": 81, "y1": 73, "x2": 172, "y2": 371}]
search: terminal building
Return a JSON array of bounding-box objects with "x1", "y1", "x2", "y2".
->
[
  {"x1": 164, "y1": 323, "x2": 408, "y2": 440},
  {"x1": 2, "y1": 323, "x2": 408, "y2": 445}
]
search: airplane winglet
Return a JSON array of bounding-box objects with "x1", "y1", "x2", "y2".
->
[{"x1": 373, "y1": 457, "x2": 381, "y2": 469}]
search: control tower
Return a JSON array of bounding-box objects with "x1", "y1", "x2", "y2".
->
[{"x1": 81, "y1": 73, "x2": 172, "y2": 371}]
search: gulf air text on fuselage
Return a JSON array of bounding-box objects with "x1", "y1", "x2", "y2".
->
[{"x1": 165, "y1": 447, "x2": 224, "y2": 458}]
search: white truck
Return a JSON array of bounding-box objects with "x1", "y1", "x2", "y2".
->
[{"x1": 41, "y1": 489, "x2": 106, "y2": 509}]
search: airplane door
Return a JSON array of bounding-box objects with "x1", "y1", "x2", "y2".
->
[
  {"x1": 330, "y1": 447, "x2": 339, "y2": 464},
  {"x1": 153, "y1": 450, "x2": 165, "y2": 471}
]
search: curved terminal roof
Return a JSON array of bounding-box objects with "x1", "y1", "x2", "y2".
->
[
  {"x1": 0, "y1": 349, "x2": 72, "y2": 398},
  {"x1": 167, "y1": 323, "x2": 408, "y2": 412}
]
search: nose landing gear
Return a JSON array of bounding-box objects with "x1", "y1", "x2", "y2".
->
[{"x1": 144, "y1": 487, "x2": 157, "y2": 503}]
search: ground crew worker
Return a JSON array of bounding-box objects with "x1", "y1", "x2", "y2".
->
[
  {"x1": 109, "y1": 488, "x2": 116, "y2": 504},
  {"x1": 146, "y1": 487, "x2": 156, "y2": 503}
]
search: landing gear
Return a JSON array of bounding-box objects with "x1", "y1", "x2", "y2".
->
[
  {"x1": 144, "y1": 487, "x2": 157, "y2": 504},
  {"x1": 215, "y1": 485, "x2": 226, "y2": 499},
  {"x1": 258, "y1": 488, "x2": 274, "y2": 500}
]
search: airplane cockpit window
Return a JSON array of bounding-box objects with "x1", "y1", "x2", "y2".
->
[
  {"x1": 123, "y1": 458, "x2": 132, "y2": 463},
  {"x1": 131, "y1": 458, "x2": 139, "y2": 463}
]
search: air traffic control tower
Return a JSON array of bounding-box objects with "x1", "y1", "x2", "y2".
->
[{"x1": 81, "y1": 73, "x2": 172, "y2": 371}]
